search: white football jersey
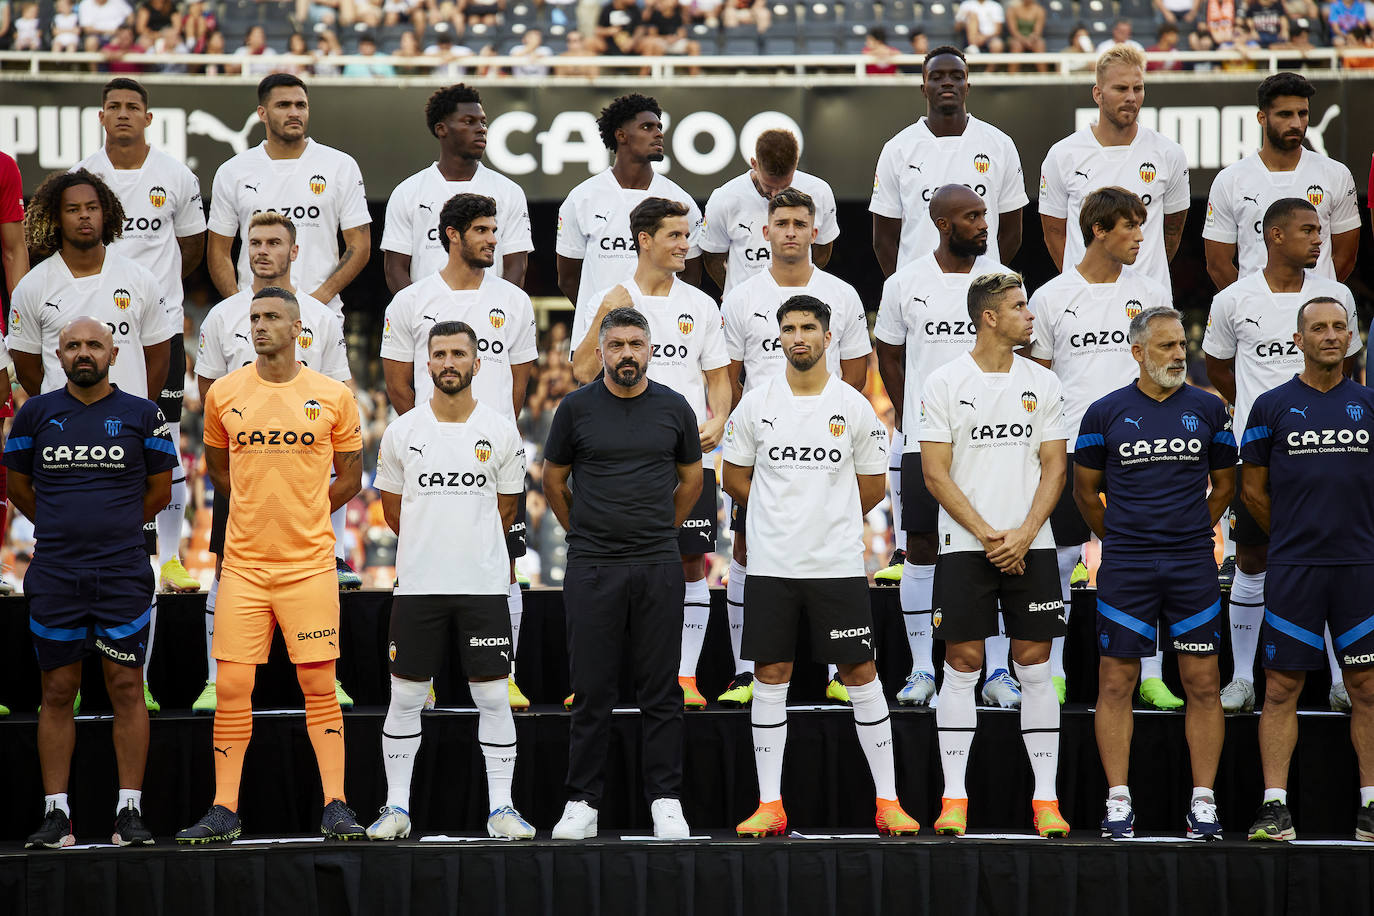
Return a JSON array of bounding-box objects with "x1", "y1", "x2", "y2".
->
[
  {"x1": 75, "y1": 146, "x2": 206, "y2": 315},
  {"x1": 869, "y1": 115, "x2": 1028, "y2": 268},
  {"x1": 723, "y1": 374, "x2": 888, "y2": 578},
  {"x1": 570, "y1": 275, "x2": 728, "y2": 464},
  {"x1": 555, "y1": 168, "x2": 703, "y2": 311},
  {"x1": 196, "y1": 289, "x2": 350, "y2": 383},
  {"x1": 700, "y1": 170, "x2": 840, "y2": 295},
  {"x1": 872, "y1": 253, "x2": 1008, "y2": 453},
  {"x1": 379, "y1": 271, "x2": 538, "y2": 423},
  {"x1": 1039, "y1": 125, "x2": 1189, "y2": 295},
  {"x1": 920, "y1": 353, "x2": 1068, "y2": 554},
  {"x1": 374, "y1": 400, "x2": 525, "y2": 596},
  {"x1": 8, "y1": 251, "x2": 173, "y2": 396},
  {"x1": 1028, "y1": 266, "x2": 1172, "y2": 449},
  {"x1": 721, "y1": 267, "x2": 870, "y2": 394},
  {"x1": 207, "y1": 139, "x2": 371, "y2": 318},
  {"x1": 1201, "y1": 270, "x2": 1360, "y2": 441},
  {"x1": 1202, "y1": 148, "x2": 1361, "y2": 281},
  {"x1": 380, "y1": 162, "x2": 534, "y2": 284}
]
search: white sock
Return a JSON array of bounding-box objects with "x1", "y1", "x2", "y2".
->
[
  {"x1": 751, "y1": 678, "x2": 788, "y2": 802},
  {"x1": 726, "y1": 560, "x2": 752, "y2": 675},
  {"x1": 142, "y1": 602, "x2": 157, "y2": 682},
  {"x1": 45, "y1": 793, "x2": 70, "y2": 817},
  {"x1": 1221, "y1": 509, "x2": 1236, "y2": 558},
  {"x1": 382, "y1": 676, "x2": 429, "y2": 811},
  {"x1": 1264, "y1": 787, "x2": 1287, "y2": 804},
  {"x1": 155, "y1": 477, "x2": 188, "y2": 568},
  {"x1": 936, "y1": 664, "x2": 979, "y2": 799},
  {"x1": 1229, "y1": 570, "x2": 1265, "y2": 683},
  {"x1": 899, "y1": 562, "x2": 935, "y2": 675},
  {"x1": 679, "y1": 577, "x2": 710, "y2": 679},
  {"x1": 470, "y1": 678, "x2": 517, "y2": 811},
  {"x1": 507, "y1": 582, "x2": 523, "y2": 663},
  {"x1": 985, "y1": 620, "x2": 1011, "y2": 678},
  {"x1": 1193, "y1": 786, "x2": 1214, "y2": 803},
  {"x1": 117, "y1": 788, "x2": 142, "y2": 814},
  {"x1": 1016, "y1": 660, "x2": 1060, "y2": 801},
  {"x1": 1049, "y1": 546, "x2": 1080, "y2": 680},
  {"x1": 1108, "y1": 784, "x2": 1131, "y2": 801},
  {"x1": 894, "y1": 527, "x2": 907, "y2": 552},
  {"x1": 1360, "y1": 786, "x2": 1374, "y2": 806},
  {"x1": 849, "y1": 677, "x2": 897, "y2": 799},
  {"x1": 1325, "y1": 624, "x2": 1342, "y2": 685},
  {"x1": 1140, "y1": 650, "x2": 1165, "y2": 682},
  {"x1": 205, "y1": 576, "x2": 218, "y2": 682},
  {"x1": 331, "y1": 505, "x2": 347, "y2": 560}
]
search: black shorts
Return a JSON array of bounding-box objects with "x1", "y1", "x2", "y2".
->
[
  {"x1": 1230, "y1": 465, "x2": 1269, "y2": 547},
  {"x1": 899, "y1": 451, "x2": 940, "y2": 536},
  {"x1": 1262, "y1": 564, "x2": 1374, "y2": 671},
  {"x1": 1049, "y1": 455, "x2": 1090, "y2": 546},
  {"x1": 209, "y1": 489, "x2": 229, "y2": 555},
  {"x1": 26, "y1": 559, "x2": 155, "y2": 671},
  {"x1": 507, "y1": 490, "x2": 527, "y2": 559},
  {"x1": 932, "y1": 548, "x2": 1066, "y2": 643},
  {"x1": 389, "y1": 594, "x2": 513, "y2": 680},
  {"x1": 159, "y1": 332, "x2": 185, "y2": 424},
  {"x1": 742, "y1": 575, "x2": 875, "y2": 665},
  {"x1": 678, "y1": 467, "x2": 718, "y2": 555}
]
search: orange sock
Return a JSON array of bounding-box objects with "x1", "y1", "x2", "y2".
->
[
  {"x1": 212, "y1": 661, "x2": 257, "y2": 811},
  {"x1": 298, "y1": 661, "x2": 346, "y2": 804}
]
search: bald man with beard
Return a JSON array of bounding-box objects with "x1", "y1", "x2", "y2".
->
[{"x1": 874, "y1": 184, "x2": 1020, "y2": 710}]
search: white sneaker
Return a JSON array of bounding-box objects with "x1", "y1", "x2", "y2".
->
[
  {"x1": 651, "y1": 798, "x2": 690, "y2": 839},
  {"x1": 1330, "y1": 679, "x2": 1352, "y2": 712},
  {"x1": 487, "y1": 805, "x2": 536, "y2": 839},
  {"x1": 552, "y1": 800, "x2": 598, "y2": 839},
  {"x1": 980, "y1": 671, "x2": 1022, "y2": 708},
  {"x1": 1220, "y1": 678, "x2": 1255, "y2": 713},
  {"x1": 897, "y1": 671, "x2": 937, "y2": 706},
  {"x1": 365, "y1": 806, "x2": 411, "y2": 840}
]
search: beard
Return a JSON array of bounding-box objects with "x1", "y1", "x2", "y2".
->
[
  {"x1": 1144, "y1": 355, "x2": 1186, "y2": 389},
  {"x1": 431, "y1": 367, "x2": 474, "y2": 395},
  {"x1": 609, "y1": 358, "x2": 646, "y2": 388},
  {"x1": 64, "y1": 231, "x2": 101, "y2": 251},
  {"x1": 1265, "y1": 122, "x2": 1304, "y2": 152},
  {"x1": 64, "y1": 360, "x2": 107, "y2": 387},
  {"x1": 646, "y1": 151, "x2": 665, "y2": 162},
  {"x1": 786, "y1": 348, "x2": 824, "y2": 372},
  {"x1": 948, "y1": 233, "x2": 988, "y2": 259}
]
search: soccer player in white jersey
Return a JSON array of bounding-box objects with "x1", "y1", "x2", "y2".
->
[
  {"x1": 722, "y1": 295, "x2": 921, "y2": 839},
  {"x1": 192, "y1": 212, "x2": 352, "y2": 716},
  {"x1": 701, "y1": 129, "x2": 839, "y2": 296},
  {"x1": 556, "y1": 94, "x2": 704, "y2": 313},
  {"x1": 1039, "y1": 45, "x2": 1190, "y2": 299},
  {"x1": 1027, "y1": 187, "x2": 1178, "y2": 710},
  {"x1": 77, "y1": 77, "x2": 206, "y2": 604},
  {"x1": 382, "y1": 84, "x2": 533, "y2": 292},
  {"x1": 381, "y1": 193, "x2": 537, "y2": 710},
  {"x1": 207, "y1": 73, "x2": 371, "y2": 324},
  {"x1": 920, "y1": 272, "x2": 1071, "y2": 839},
  {"x1": 207, "y1": 72, "x2": 371, "y2": 589},
  {"x1": 874, "y1": 184, "x2": 1017, "y2": 710},
  {"x1": 1204, "y1": 73, "x2": 1360, "y2": 290},
  {"x1": 716, "y1": 187, "x2": 869, "y2": 709},
  {"x1": 366, "y1": 320, "x2": 536, "y2": 842},
  {"x1": 10, "y1": 169, "x2": 172, "y2": 402},
  {"x1": 1203, "y1": 197, "x2": 1360, "y2": 714},
  {"x1": 870, "y1": 45, "x2": 1027, "y2": 276},
  {"x1": 570, "y1": 198, "x2": 730, "y2": 710}
]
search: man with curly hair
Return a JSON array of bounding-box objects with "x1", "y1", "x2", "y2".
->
[
  {"x1": 382, "y1": 83, "x2": 533, "y2": 293},
  {"x1": 9, "y1": 169, "x2": 173, "y2": 405},
  {"x1": 556, "y1": 93, "x2": 703, "y2": 314}
]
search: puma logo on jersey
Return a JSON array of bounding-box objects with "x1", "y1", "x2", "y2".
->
[
  {"x1": 593, "y1": 213, "x2": 609, "y2": 221},
  {"x1": 752, "y1": 312, "x2": 769, "y2": 320},
  {"x1": 737, "y1": 223, "x2": 751, "y2": 232},
  {"x1": 1064, "y1": 307, "x2": 1079, "y2": 317},
  {"x1": 760, "y1": 417, "x2": 775, "y2": 429},
  {"x1": 907, "y1": 163, "x2": 923, "y2": 172},
  {"x1": 1074, "y1": 169, "x2": 1091, "y2": 180},
  {"x1": 409, "y1": 444, "x2": 426, "y2": 456},
  {"x1": 911, "y1": 296, "x2": 928, "y2": 306},
  {"x1": 243, "y1": 182, "x2": 259, "y2": 192},
  {"x1": 1242, "y1": 195, "x2": 1258, "y2": 204},
  {"x1": 418, "y1": 203, "x2": 433, "y2": 212},
  {"x1": 234, "y1": 332, "x2": 250, "y2": 342},
  {"x1": 958, "y1": 399, "x2": 976, "y2": 409},
  {"x1": 1289, "y1": 406, "x2": 1308, "y2": 418},
  {"x1": 42, "y1": 301, "x2": 60, "y2": 310},
  {"x1": 422, "y1": 314, "x2": 437, "y2": 322},
  {"x1": 229, "y1": 408, "x2": 244, "y2": 418},
  {"x1": 1242, "y1": 317, "x2": 1261, "y2": 327},
  {"x1": 1124, "y1": 417, "x2": 1142, "y2": 429}
]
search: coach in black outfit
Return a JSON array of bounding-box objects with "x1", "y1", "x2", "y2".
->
[{"x1": 543, "y1": 307, "x2": 703, "y2": 840}]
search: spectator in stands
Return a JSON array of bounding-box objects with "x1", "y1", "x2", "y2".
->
[
  {"x1": 0, "y1": 1, "x2": 11, "y2": 50},
  {"x1": 134, "y1": 0, "x2": 176, "y2": 44},
  {"x1": 554, "y1": 29, "x2": 599, "y2": 76},
  {"x1": 100, "y1": 22, "x2": 146, "y2": 71},
  {"x1": 1285, "y1": 16, "x2": 1315, "y2": 46},
  {"x1": 955, "y1": 0, "x2": 1005, "y2": 53},
  {"x1": 1147, "y1": 21, "x2": 1186, "y2": 67},
  {"x1": 595, "y1": 0, "x2": 641, "y2": 53},
  {"x1": 1243, "y1": 0, "x2": 1290, "y2": 45},
  {"x1": 862, "y1": 26, "x2": 900, "y2": 74},
  {"x1": 898, "y1": 28, "x2": 929, "y2": 73},
  {"x1": 52, "y1": 0, "x2": 82, "y2": 51},
  {"x1": 312, "y1": 27, "x2": 344, "y2": 73},
  {"x1": 1328, "y1": 0, "x2": 1370, "y2": 43},
  {"x1": 199, "y1": 27, "x2": 229, "y2": 73},
  {"x1": 340, "y1": 0, "x2": 384, "y2": 27},
  {"x1": 510, "y1": 27, "x2": 554, "y2": 75},
  {"x1": 1279, "y1": 0, "x2": 1317, "y2": 31},
  {"x1": 640, "y1": 0, "x2": 701, "y2": 60},
  {"x1": 461, "y1": 0, "x2": 504, "y2": 27},
  {"x1": 1097, "y1": 18, "x2": 1146, "y2": 51},
  {"x1": 1005, "y1": 0, "x2": 1047, "y2": 71},
  {"x1": 233, "y1": 24, "x2": 278, "y2": 76},
  {"x1": 297, "y1": 0, "x2": 340, "y2": 27},
  {"x1": 79, "y1": 0, "x2": 133, "y2": 51},
  {"x1": 1154, "y1": 0, "x2": 1202, "y2": 25},
  {"x1": 425, "y1": 22, "x2": 474, "y2": 75},
  {"x1": 12, "y1": 1, "x2": 40, "y2": 49},
  {"x1": 1187, "y1": 19, "x2": 1219, "y2": 64},
  {"x1": 179, "y1": 0, "x2": 215, "y2": 51},
  {"x1": 1344, "y1": 23, "x2": 1374, "y2": 60},
  {"x1": 687, "y1": 0, "x2": 721, "y2": 27},
  {"x1": 1201, "y1": 0, "x2": 1240, "y2": 45},
  {"x1": 342, "y1": 31, "x2": 396, "y2": 74},
  {"x1": 392, "y1": 28, "x2": 429, "y2": 73},
  {"x1": 383, "y1": 0, "x2": 427, "y2": 32},
  {"x1": 722, "y1": 0, "x2": 769, "y2": 33},
  {"x1": 277, "y1": 30, "x2": 311, "y2": 74},
  {"x1": 150, "y1": 22, "x2": 189, "y2": 68}
]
